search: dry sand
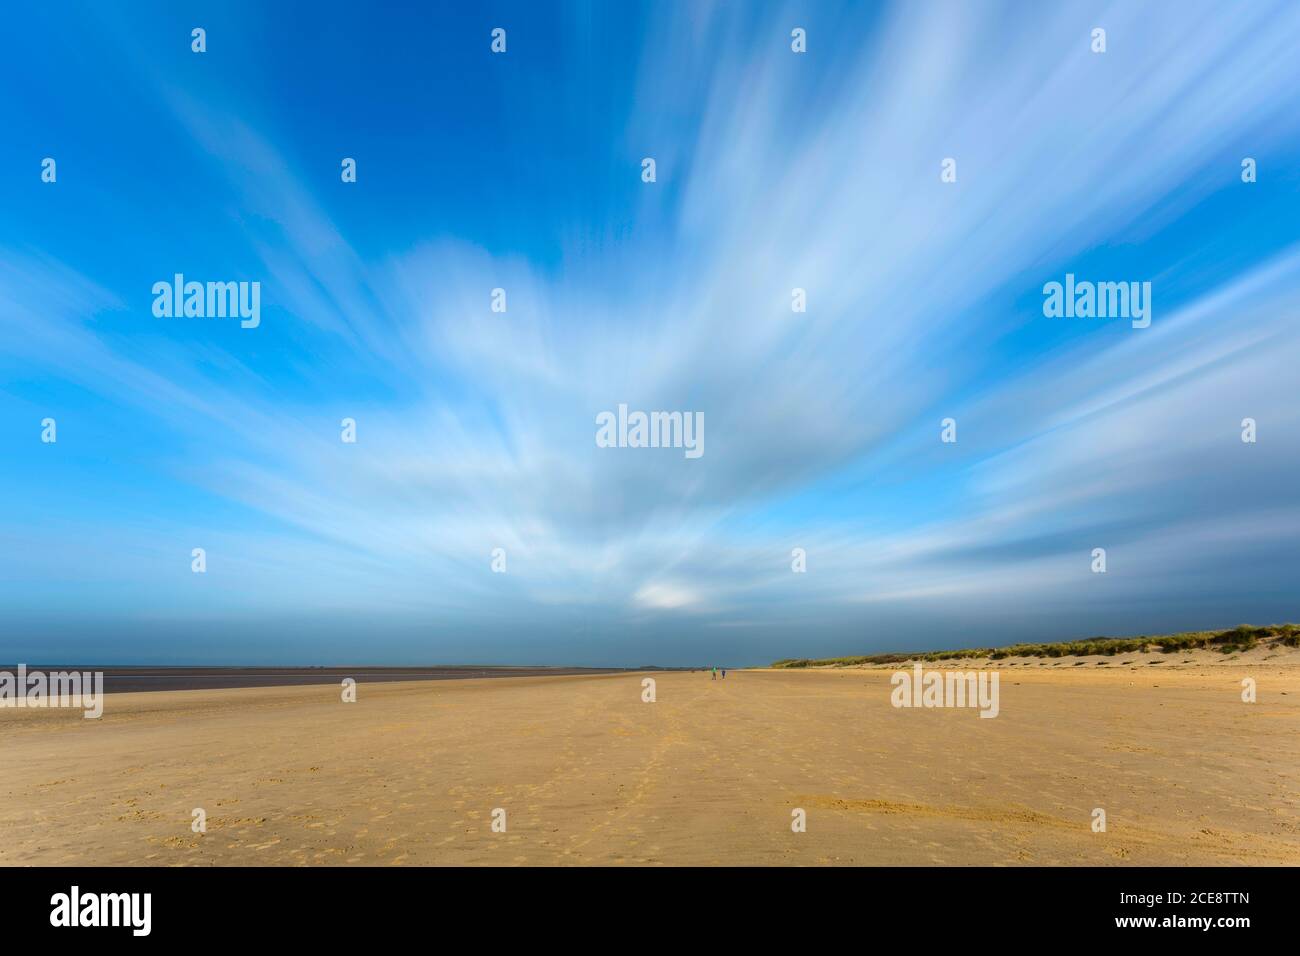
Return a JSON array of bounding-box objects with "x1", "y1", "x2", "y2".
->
[{"x1": 2, "y1": 653, "x2": 1298, "y2": 866}]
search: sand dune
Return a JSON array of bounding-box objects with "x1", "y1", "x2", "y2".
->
[{"x1": 2, "y1": 663, "x2": 1297, "y2": 866}]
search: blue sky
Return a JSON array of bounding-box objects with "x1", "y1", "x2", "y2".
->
[{"x1": 2, "y1": 1, "x2": 1299, "y2": 666}]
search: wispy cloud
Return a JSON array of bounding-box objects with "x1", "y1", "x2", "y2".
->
[{"x1": 2, "y1": 1, "x2": 1299, "y2": 664}]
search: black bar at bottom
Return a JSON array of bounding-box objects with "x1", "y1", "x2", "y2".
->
[{"x1": 0, "y1": 865, "x2": 1285, "y2": 942}]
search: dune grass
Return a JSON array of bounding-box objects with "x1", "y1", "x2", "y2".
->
[{"x1": 771, "y1": 623, "x2": 1300, "y2": 668}]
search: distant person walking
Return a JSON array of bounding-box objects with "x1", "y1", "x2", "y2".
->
[{"x1": 721, "y1": 668, "x2": 726, "y2": 679}]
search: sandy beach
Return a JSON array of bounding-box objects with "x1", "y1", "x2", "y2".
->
[{"x1": 2, "y1": 656, "x2": 1298, "y2": 866}]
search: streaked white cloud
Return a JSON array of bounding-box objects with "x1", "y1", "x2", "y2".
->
[{"x1": 4, "y1": 1, "x2": 1299, "y2": 663}]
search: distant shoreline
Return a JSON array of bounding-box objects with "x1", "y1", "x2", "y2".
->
[{"x1": 0, "y1": 665, "x2": 663, "y2": 694}]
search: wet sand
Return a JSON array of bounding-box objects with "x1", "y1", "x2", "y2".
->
[
  {"x1": 1, "y1": 661, "x2": 1297, "y2": 866},
  {"x1": 0, "y1": 665, "x2": 637, "y2": 694}
]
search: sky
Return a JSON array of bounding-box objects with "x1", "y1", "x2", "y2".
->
[{"x1": 2, "y1": 1, "x2": 1299, "y2": 666}]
